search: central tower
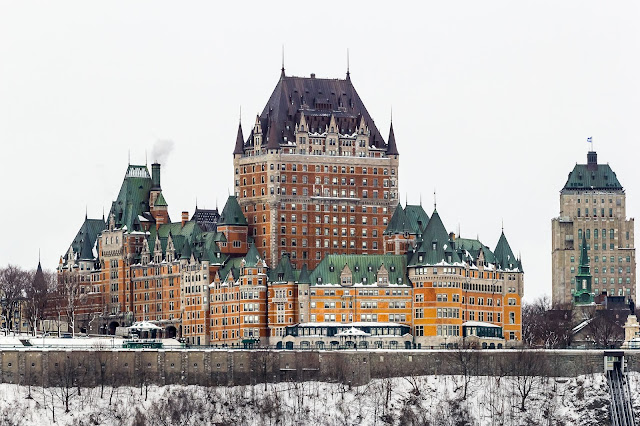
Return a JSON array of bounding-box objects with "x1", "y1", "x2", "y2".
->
[{"x1": 233, "y1": 70, "x2": 400, "y2": 269}]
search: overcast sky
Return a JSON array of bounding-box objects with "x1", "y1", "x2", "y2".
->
[{"x1": 1, "y1": 1, "x2": 638, "y2": 302}]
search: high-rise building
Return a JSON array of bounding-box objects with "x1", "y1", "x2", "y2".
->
[
  {"x1": 233, "y1": 69, "x2": 399, "y2": 270},
  {"x1": 552, "y1": 150, "x2": 636, "y2": 306}
]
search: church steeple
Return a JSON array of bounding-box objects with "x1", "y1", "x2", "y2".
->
[{"x1": 574, "y1": 230, "x2": 593, "y2": 304}]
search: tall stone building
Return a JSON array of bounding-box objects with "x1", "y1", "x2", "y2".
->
[
  {"x1": 552, "y1": 150, "x2": 636, "y2": 306},
  {"x1": 233, "y1": 69, "x2": 399, "y2": 270}
]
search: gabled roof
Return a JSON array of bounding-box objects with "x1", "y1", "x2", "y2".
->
[
  {"x1": 218, "y1": 196, "x2": 248, "y2": 226},
  {"x1": 241, "y1": 74, "x2": 388, "y2": 153},
  {"x1": 154, "y1": 192, "x2": 168, "y2": 207},
  {"x1": 309, "y1": 254, "x2": 408, "y2": 286}
]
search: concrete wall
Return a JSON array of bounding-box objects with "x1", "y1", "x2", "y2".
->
[{"x1": 0, "y1": 349, "x2": 633, "y2": 388}]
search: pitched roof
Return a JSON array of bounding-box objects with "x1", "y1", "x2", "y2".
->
[
  {"x1": 309, "y1": 254, "x2": 408, "y2": 286},
  {"x1": 270, "y1": 254, "x2": 296, "y2": 282},
  {"x1": 404, "y1": 205, "x2": 430, "y2": 234},
  {"x1": 108, "y1": 165, "x2": 153, "y2": 230},
  {"x1": 218, "y1": 195, "x2": 248, "y2": 226},
  {"x1": 243, "y1": 242, "x2": 261, "y2": 267},
  {"x1": 562, "y1": 152, "x2": 623, "y2": 191},
  {"x1": 297, "y1": 263, "x2": 311, "y2": 284},
  {"x1": 409, "y1": 210, "x2": 460, "y2": 266},
  {"x1": 233, "y1": 122, "x2": 244, "y2": 155},
  {"x1": 241, "y1": 74, "x2": 388, "y2": 153},
  {"x1": 386, "y1": 122, "x2": 399, "y2": 155},
  {"x1": 154, "y1": 192, "x2": 168, "y2": 207},
  {"x1": 494, "y1": 231, "x2": 519, "y2": 270},
  {"x1": 383, "y1": 204, "x2": 412, "y2": 235},
  {"x1": 190, "y1": 207, "x2": 219, "y2": 232},
  {"x1": 67, "y1": 217, "x2": 105, "y2": 261},
  {"x1": 456, "y1": 238, "x2": 496, "y2": 264}
]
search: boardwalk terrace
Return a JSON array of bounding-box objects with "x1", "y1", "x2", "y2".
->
[{"x1": 233, "y1": 70, "x2": 399, "y2": 270}]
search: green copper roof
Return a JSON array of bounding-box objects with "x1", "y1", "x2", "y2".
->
[
  {"x1": 494, "y1": 231, "x2": 519, "y2": 270},
  {"x1": 154, "y1": 192, "x2": 168, "y2": 207},
  {"x1": 574, "y1": 231, "x2": 593, "y2": 304},
  {"x1": 297, "y1": 263, "x2": 311, "y2": 284},
  {"x1": 217, "y1": 256, "x2": 244, "y2": 282},
  {"x1": 244, "y1": 242, "x2": 261, "y2": 267},
  {"x1": 309, "y1": 254, "x2": 408, "y2": 286},
  {"x1": 409, "y1": 210, "x2": 461, "y2": 266},
  {"x1": 218, "y1": 195, "x2": 248, "y2": 226},
  {"x1": 404, "y1": 205, "x2": 429, "y2": 233},
  {"x1": 68, "y1": 218, "x2": 105, "y2": 260},
  {"x1": 270, "y1": 254, "x2": 296, "y2": 282},
  {"x1": 456, "y1": 238, "x2": 497, "y2": 264},
  {"x1": 563, "y1": 161, "x2": 622, "y2": 191},
  {"x1": 109, "y1": 165, "x2": 153, "y2": 230},
  {"x1": 383, "y1": 204, "x2": 412, "y2": 235}
]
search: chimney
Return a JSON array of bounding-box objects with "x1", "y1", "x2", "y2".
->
[
  {"x1": 151, "y1": 163, "x2": 161, "y2": 190},
  {"x1": 182, "y1": 211, "x2": 189, "y2": 227},
  {"x1": 587, "y1": 151, "x2": 597, "y2": 171},
  {"x1": 310, "y1": 73, "x2": 316, "y2": 79}
]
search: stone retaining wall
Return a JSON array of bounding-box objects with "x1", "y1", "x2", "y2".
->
[{"x1": 0, "y1": 349, "x2": 630, "y2": 388}]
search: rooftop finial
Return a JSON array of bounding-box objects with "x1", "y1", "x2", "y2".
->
[
  {"x1": 502, "y1": 218, "x2": 504, "y2": 233},
  {"x1": 419, "y1": 193, "x2": 422, "y2": 206},
  {"x1": 281, "y1": 45, "x2": 285, "y2": 78},
  {"x1": 145, "y1": 149, "x2": 147, "y2": 166},
  {"x1": 434, "y1": 189, "x2": 437, "y2": 210},
  {"x1": 85, "y1": 205, "x2": 88, "y2": 219},
  {"x1": 390, "y1": 105, "x2": 393, "y2": 123},
  {"x1": 128, "y1": 149, "x2": 130, "y2": 165},
  {"x1": 239, "y1": 105, "x2": 242, "y2": 124}
]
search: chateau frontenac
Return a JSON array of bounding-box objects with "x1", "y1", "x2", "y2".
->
[{"x1": 53, "y1": 69, "x2": 523, "y2": 349}]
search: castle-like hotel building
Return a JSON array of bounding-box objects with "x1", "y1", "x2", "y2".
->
[{"x1": 54, "y1": 70, "x2": 523, "y2": 349}]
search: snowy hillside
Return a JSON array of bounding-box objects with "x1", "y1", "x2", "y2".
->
[{"x1": 0, "y1": 372, "x2": 630, "y2": 425}]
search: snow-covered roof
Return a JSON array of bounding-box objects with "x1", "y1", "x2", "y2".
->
[
  {"x1": 462, "y1": 321, "x2": 501, "y2": 328},
  {"x1": 336, "y1": 327, "x2": 370, "y2": 337},
  {"x1": 130, "y1": 321, "x2": 162, "y2": 330}
]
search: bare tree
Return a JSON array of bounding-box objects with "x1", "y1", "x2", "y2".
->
[
  {"x1": 522, "y1": 296, "x2": 574, "y2": 348},
  {"x1": 501, "y1": 349, "x2": 548, "y2": 412},
  {"x1": 586, "y1": 308, "x2": 624, "y2": 348},
  {"x1": 449, "y1": 344, "x2": 479, "y2": 400},
  {"x1": 0, "y1": 265, "x2": 31, "y2": 334}
]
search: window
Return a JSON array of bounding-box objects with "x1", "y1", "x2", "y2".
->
[{"x1": 509, "y1": 312, "x2": 515, "y2": 324}]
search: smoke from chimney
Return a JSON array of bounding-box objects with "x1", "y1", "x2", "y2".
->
[{"x1": 152, "y1": 139, "x2": 175, "y2": 165}]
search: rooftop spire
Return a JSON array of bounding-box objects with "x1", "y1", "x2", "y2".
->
[
  {"x1": 386, "y1": 119, "x2": 399, "y2": 155},
  {"x1": 233, "y1": 119, "x2": 245, "y2": 155},
  {"x1": 346, "y1": 48, "x2": 350, "y2": 81},
  {"x1": 281, "y1": 45, "x2": 285, "y2": 78}
]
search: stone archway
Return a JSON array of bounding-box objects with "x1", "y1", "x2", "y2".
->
[
  {"x1": 165, "y1": 326, "x2": 177, "y2": 339},
  {"x1": 108, "y1": 321, "x2": 119, "y2": 335}
]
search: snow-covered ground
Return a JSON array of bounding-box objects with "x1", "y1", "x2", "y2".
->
[{"x1": 0, "y1": 372, "x2": 629, "y2": 425}]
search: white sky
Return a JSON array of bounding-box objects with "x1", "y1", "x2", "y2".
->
[{"x1": 1, "y1": 1, "x2": 639, "y2": 303}]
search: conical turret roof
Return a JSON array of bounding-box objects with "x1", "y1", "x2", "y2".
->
[
  {"x1": 386, "y1": 122, "x2": 399, "y2": 155},
  {"x1": 233, "y1": 122, "x2": 244, "y2": 155}
]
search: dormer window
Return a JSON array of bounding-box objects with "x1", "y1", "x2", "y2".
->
[{"x1": 432, "y1": 242, "x2": 437, "y2": 250}]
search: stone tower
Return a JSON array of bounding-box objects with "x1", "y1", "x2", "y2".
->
[{"x1": 552, "y1": 150, "x2": 636, "y2": 306}]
